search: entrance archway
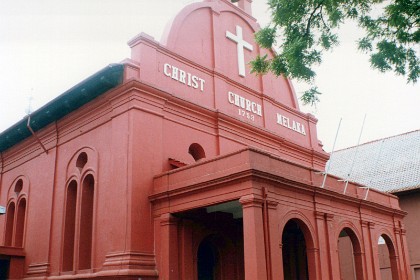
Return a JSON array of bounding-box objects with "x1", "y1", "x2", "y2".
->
[
  {"x1": 177, "y1": 203, "x2": 243, "y2": 280},
  {"x1": 282, "y1": 219, "x2": 310, "y2": 280},
  {"x1": 337, "y1": 228, "x2": 364, "y2": 280},
  {"x1": 378, "y1": 234, "x2": 400, "y2": 280},
  {"x1": 197, "y1": 236, "x2": 220, "y2": 280}
]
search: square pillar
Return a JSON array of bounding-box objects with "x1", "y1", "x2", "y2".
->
[
  {"x1": 314, "y1": 211, "x2": 331, "y2": 280},
  {"x1": 367, "y1": 222, "x2": 380, "y2": 280},
  {"x1": 394, "y1": 227, "x2": 411, "y2": 280},
  {"x1": 240, "y1": 194, "x2": 268, "y2": 280},
  {"x1": 160, "y1": 213, "x2": 179, "y2": 280},
  {"x1": 267, "y1": 200, "x2": 282, "y2": 280},
  {"x1": 361, "y1": 221, "x2": 376, "y2": 279},
  {"x1": 324, "y1": 213, "x2": 342, "y2": 280},
  {"x1": 399, "y1": 229, "x2": 413, "y2": 280}
]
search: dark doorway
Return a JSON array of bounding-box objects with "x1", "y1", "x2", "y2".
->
[
  {"x1": 282, "y1": 220, "x2": 309, "y2": 280},
  {"x1": 0, "y1": 259, "x2": 10, "y2": 280},
  {"x1": 197, "y1": 237, "x2": 220, "y2": 280},
  {"x1": 176, "y1": 202, "x2": 244, "y2": 280}
]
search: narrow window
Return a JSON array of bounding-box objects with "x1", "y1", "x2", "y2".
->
[
  {"x1": 4, "y1": 202, "x2": 15, "y2": 246},
  {"x1": 14, "y1": 198, "x2": 26, "y2": 247},
  {"x1": 76, "y1": 152, "x2": 88, "y2": 171},
  {"x1": 78, "y1": 175, "x2": 94, "y2": 270},
  {"x1": 62, "y1": 181, "x2": 77, "y2": 271},
  {"x1": 14, "y1": 179, "x2": 23, "y2": 194}
]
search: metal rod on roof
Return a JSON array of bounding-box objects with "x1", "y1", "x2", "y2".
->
[
  {"x1": 321, "y1": 118, "x2": 342, "y2": 188},
  {"x1": 344, "y1": 114, "x2": 366, "y2": 194},
  {"x1": 365, "y1": 139, "x2": 385, "y2": 200}
]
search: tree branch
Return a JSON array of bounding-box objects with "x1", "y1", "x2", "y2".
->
[
  {"x1": 306, "y1": 1, "x2": 324, "y2": 36},
  {"x1": 320, "y1": 6, "x2": 330, "y2": 31}
]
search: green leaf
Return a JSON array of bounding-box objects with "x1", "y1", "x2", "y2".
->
[
  {"x1": 250, "y1": 55, "x2": 270, "y2": 75},
  {"x1": 251, "y1": 0, "x2": 420, "y2": 106},
  {"x1": 300, "y1": 87, "x2": 322, "y2": 106},
  {"x1": 255, "y1": 27, "x2": 277, "y2": 49}
]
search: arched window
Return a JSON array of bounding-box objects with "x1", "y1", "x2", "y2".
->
[
  {"x1": 189, "y1": 143, "x2": 206, "y2": 161},
  {"x1": 4, "y1": 177, "x2": 29, "y2": 248},
  {"x1": 62, "y1": 149, "x2": 97, "y2": 272},
  {"x1": 76, "y1": 152, "x2": 88, "y2": 170},
  {"x1": 4, "y1": 202, "x2": 15, "y2": 246},
  {"x1": 14, "y1": 198, "x2": 26, "y2": 247},
  {"x1": 14, "y1": 179, "x2": 23, "y2": 194},
  {"x1": 62, "y1": 180, "x2": 77, "y2": 271},
  {"x1": 78, "y1": 174, "x2": 94, "y2": 270}
]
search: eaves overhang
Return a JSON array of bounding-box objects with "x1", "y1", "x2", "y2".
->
[{"x1": 0, "y1": 63, "x2": 124, "y2": 153}]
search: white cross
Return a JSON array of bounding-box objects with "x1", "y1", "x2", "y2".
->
[{"x1": 226, "y1": 25, "x2": 254, "y2": 77}]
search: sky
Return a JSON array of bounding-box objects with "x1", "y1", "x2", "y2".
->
[{"x1": 0, "y1": 0, "x2": 419, "y2": 152}]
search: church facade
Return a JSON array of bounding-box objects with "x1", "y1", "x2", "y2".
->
[{"x1": 0, "y1": 1, "x2": 412, "y2": 279}]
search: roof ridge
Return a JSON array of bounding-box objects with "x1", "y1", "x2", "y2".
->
[{"x1": 335, "y1": 129, "x2": 420, "y2": 152}]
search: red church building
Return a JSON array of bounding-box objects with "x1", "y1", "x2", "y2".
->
[{"x1": 0, "y1": 1, "x2": 412, "y2": 279}]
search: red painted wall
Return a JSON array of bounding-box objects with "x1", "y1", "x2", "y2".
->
[{"x1": 0, "y1": 1, "x2": 413, "y2": 279}]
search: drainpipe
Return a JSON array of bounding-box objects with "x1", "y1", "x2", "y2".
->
[
  {"x1": 27, "y1": 115, "x2": 48, "y2": 155},
  {"x1": 0, "y1": 152, "x2": 5, "y2": 215}
]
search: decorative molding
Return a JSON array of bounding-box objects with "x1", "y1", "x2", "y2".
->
[
  {"x1": 325, "y1": 213, "x2": 334, "y2": 222},
  {"x1": 239, "y1": 194, "x2": 263, "y2": 208},
  {"x1": 103, "y1": 251, "x2": 157, "y2": 274},
  {"x1": 266, "y1": 199, "x2": 278, "y2": 210},
  {"x1": 360, "y1": 220, "x2": 369, "y2": 228},
  {"x1": 160, "y1": 213, "x2": 179, "y2": 226},
  {"x1": 314, "y1": 211, "x2": 325, "y2": 220}
]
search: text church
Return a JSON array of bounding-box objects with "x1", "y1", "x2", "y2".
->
[{"x1": 0, "y1": 1, "x2": 412, "y2": 279}]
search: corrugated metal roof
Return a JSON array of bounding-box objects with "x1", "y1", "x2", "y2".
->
[
  {"x1": 327, "y1": 130, "x2": 420, "y2": 193},
  {"x1": 0, "y1": 64, "x2": 124, "y2": 153}
]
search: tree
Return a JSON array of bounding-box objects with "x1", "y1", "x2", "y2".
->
[{"x1": 251, "y1": 0, "x2": 420, "y2": 105}]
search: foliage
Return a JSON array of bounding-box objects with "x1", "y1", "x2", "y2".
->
[{"x1": 252, "y1": 0, "x2": 420, "y2": 105}]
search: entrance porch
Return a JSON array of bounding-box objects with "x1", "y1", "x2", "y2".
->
[{"x1": 150, "y1": 148, "x2": 411, "y2": 280}]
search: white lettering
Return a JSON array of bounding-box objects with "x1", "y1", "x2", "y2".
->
[
  {"x1": 171, "y1": 66, "x2": 179, "y2": 80},
  {"x1": 187, "y1": 73, "x2": 192, "y2": 86},
  {"x1": 162, "y1": 63, "x2": 206, "y2": 92},
  {"x1": 199, "y1": 78, "x2": 205, "y2": 92},
  {"x1": 227, "y1": 91, "x2": 263, "y2": 120},
  {"x1": 234, "y1": 94, "x2": 240, "y2": 106},
  {"x1": 276, "y1": 113, "x2": 307, "y2": 136},
  {"x1": 192, "y1": 75, "x2": 199, "y2": 89},
  {"x1": 251, "y1": 102, "x2": 257, "y2": 114},
  {"x1": 239, "y1": 96, "x2": 245, "y2": 109},
  {"x1": 228, "y1": 92, "x2": 235, "y2": 104},
  {"x1": 245, "y1": 99, "x2": 251, "y2": 111},
  {"x1": 179, "y1": 70, "x2": 186, "y2": 84},
  {"x1": 164, "y1": 63, "x2": 171, "y2": 77},
  {"x1": 282, "y1": 116, "x2": 287, "y2": 127}
]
